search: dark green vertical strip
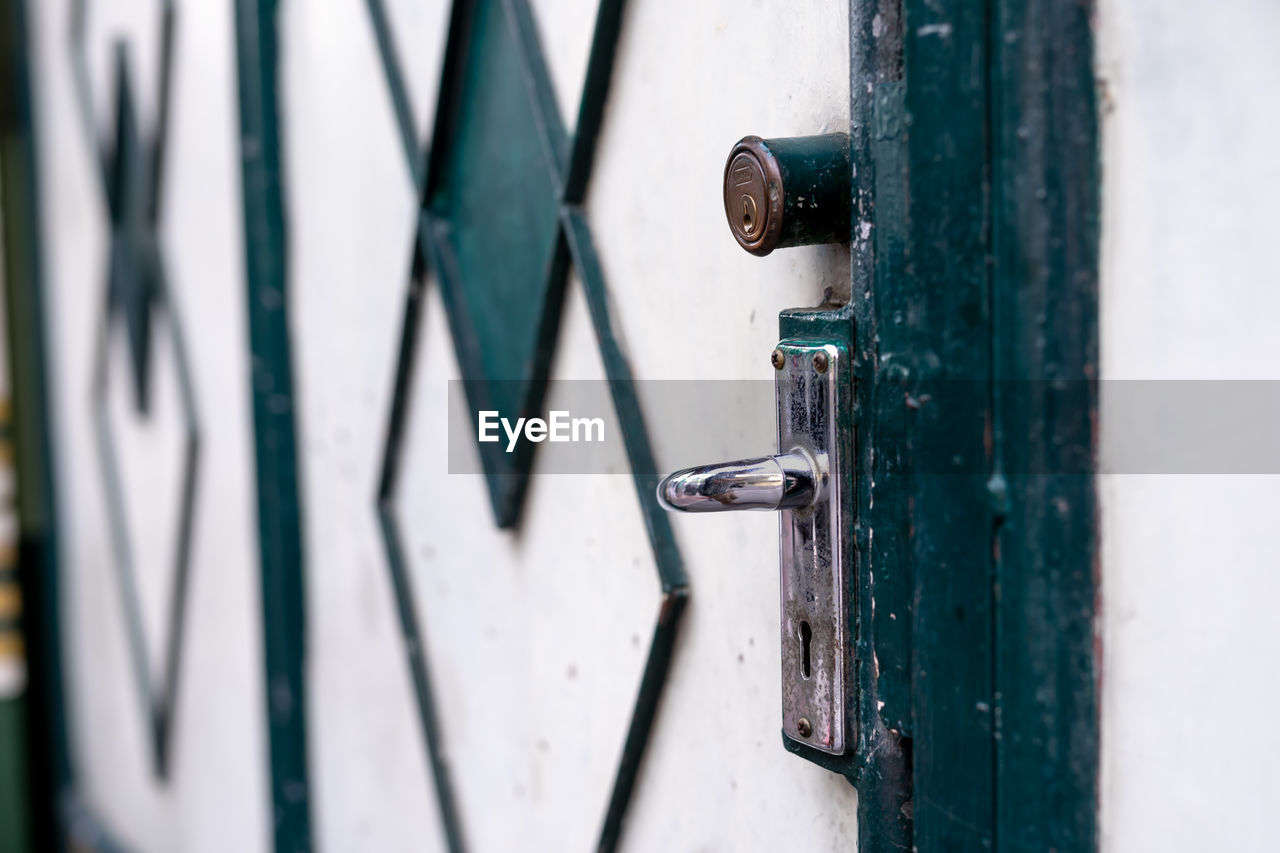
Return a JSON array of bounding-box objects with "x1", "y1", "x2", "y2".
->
[
  {"x1": 900, "y1": 0, "x2": 997, "y2": 848},
  {"x1": 863, "y1": 10, "x2": 910, "y2": 741},
  {"x1": 1, "y1": 0, "x2": 71, "y2": 849},
  {"x1": 990, "y1": 0, "x2": 1099, "y2": 849},
  {"x1": 847, "y1": 1, "x2": 914, "y2": 850},
  {"x1": 234, "y1": 2, "x2": 314, "y2": 851},
  {"x1": 0, "y1": 699, "x2": 30, "y2": 853}
]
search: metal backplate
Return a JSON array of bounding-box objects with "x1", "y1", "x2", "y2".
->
[{"x1": 776, "y1": 340, "x2": 847, "y2": 754}]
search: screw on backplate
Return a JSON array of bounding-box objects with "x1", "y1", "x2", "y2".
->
[
  {"x1": 797, "y1": 717, "x2": 813, "y2": 738},
  {"x1": 812, "y1": 352, "x2": 829, "y2": 373},
  {"x1": 771, "y1": 349, "x2": 785, "y2": 370}
]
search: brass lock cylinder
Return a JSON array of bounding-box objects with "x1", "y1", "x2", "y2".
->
[{"x1": 723, "y1": 133, "x2": 852, "y2": 256}]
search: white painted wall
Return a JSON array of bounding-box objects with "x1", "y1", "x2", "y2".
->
[
  {"x1": 1097, "y1": 0, "x2": 1280, "y2": 850},
  {"x1": 31, "y1": 0, "x2": 269, "y2": 850}
]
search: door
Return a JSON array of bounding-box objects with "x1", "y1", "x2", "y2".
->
[
  {"x1": 285, "y1": 2, "x2": 861, "y2": 850},
  {"x1": 10, "y1": 0, "x2": 1104, "y2": 851}
]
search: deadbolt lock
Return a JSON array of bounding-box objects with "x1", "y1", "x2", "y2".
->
[{"x1": 723, "y1": 133, "x2": 852, "y2": 256}]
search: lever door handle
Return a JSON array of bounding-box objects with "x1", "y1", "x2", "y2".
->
[
  {"x1": 654, "y1": 340, "x2": 850, "y2": 755},
  {"x1": 657, "y1": 451, "x2": 820, "y2": 512}
]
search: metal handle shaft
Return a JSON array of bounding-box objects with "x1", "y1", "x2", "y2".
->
[{"x1": 656, "y1": 451, "x2": 818, "y2": 513}]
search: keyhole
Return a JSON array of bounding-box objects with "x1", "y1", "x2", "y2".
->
[
  {"x1": 741, "y1": 195, "x2": 757, "y2": 235},
  {"x1": 799, "y1": 621, "x2": 812, "y2": 680}
]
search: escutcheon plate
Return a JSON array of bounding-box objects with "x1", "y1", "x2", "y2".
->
[{"x1": 776, "y1": 340, "x2": 848, "y2": 755}]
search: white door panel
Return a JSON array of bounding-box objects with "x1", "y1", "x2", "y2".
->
[{"x1": 285, "y1": 0, "x2": 859, "y2": 849}]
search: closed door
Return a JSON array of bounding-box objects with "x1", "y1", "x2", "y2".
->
[
  {"x1": 286, "y1": 1, "x2": 859, "y2": 850},
  {"x1": 32, "y1": 1, "x2": 862, "y2": 850}
]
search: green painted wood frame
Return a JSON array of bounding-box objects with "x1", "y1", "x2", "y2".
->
[{"x1": 835, "y1": 0, "x2": 1100, "y2": 850}]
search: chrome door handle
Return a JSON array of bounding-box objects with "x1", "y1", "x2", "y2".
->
[
  {"x1": 657, "y1": 450, "x2": 821, "y2": 512},
  {"x1": 655, "y1": 340, "x2": 850, "y2": 756}
]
